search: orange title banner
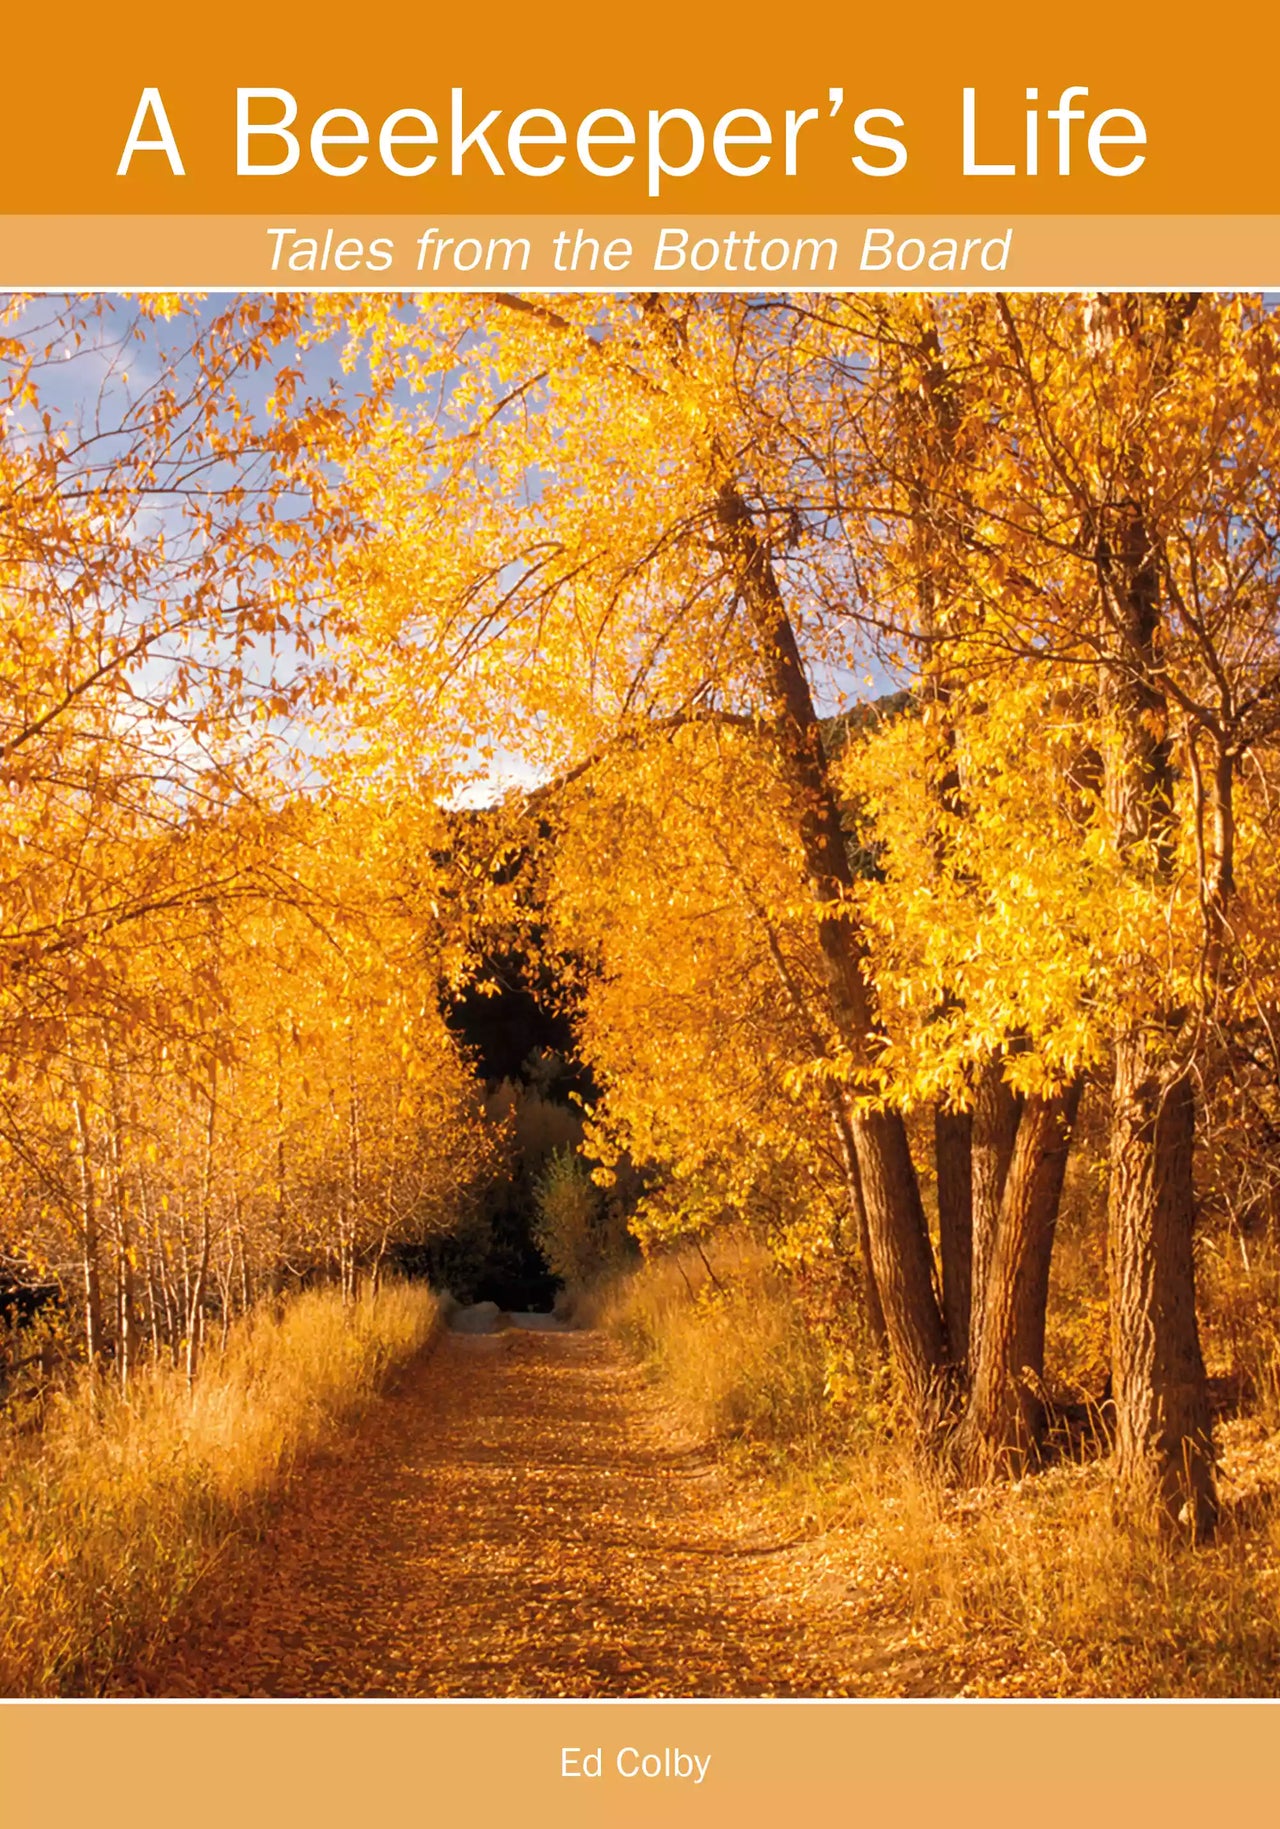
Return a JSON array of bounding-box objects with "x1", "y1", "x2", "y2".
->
[{"x1": 8, "y1": 0, "x2": 1278, "y2": 220}]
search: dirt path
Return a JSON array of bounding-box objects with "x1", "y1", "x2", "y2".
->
[{"x1": 126, "y1": 1326, "x2": 934, "y2": 1697}]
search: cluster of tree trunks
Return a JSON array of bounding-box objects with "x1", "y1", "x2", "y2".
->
[{"x1": 714, "y1": 437, "x2": 1216, "y2": 1536}]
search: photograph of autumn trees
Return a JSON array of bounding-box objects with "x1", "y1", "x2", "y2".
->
[{"x1": 3, "y1": 291, "x2": 1280, "y2": 1698}]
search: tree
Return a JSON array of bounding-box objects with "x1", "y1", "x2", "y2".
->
[{"x1": 861, "y1": 293, "x2": 1280, "y2": 1527}]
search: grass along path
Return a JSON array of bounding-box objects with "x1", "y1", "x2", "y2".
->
[
  {"x1": 0, "y1": 1285, "x2": 441, "y2": 1697},
  {"x1": 119, "y1": 1322, "x2": 939, "y2": 1697}
]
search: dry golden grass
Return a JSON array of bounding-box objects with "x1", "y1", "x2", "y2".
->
[
  {"x1": 597, "y1": 1237, "x2": 829, "y2": 1451},
  {"x1": 1200, "y1": 1237, "x2": 1280, "y2": 1429},
  {"x1": 601, "y1": 1241, "x2": 1280, "y2": 1696},
  {"x1": 820, "y1": 1427, "x2": 1280, "y2": 1694},
  {"x1": 0, "y1": 1282, "x2": 439, "y2": 1696}
]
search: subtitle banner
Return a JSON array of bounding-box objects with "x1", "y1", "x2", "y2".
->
[{"x1": 7, "y1": 215, "x2": 1279, "y2": 289}]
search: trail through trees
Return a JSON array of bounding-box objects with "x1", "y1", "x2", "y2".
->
[{"x1": 120, "y1": 1325, "x2": 938, "y2": 1699}]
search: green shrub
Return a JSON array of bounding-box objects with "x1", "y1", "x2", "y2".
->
[{"x1": 532, "y1": 1147, "x2": 631, "y2": 1289}]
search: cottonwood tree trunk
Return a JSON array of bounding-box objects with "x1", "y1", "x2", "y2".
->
[
  {"x1": 1103, "y1": 494, "x2": 1217, "y2": 1535},
  {"x1": 936, "y1": 1108, "x2": 974, "y2": 1366},
  {"x1": 1109, "y1": 1042, "x2": 1215, "y2": 1532},
  {"x1": 970, "y1": 1058, "x2": 1023, "y2": 1361},
  {"x1": 837, "y1": 1109, "x2": 889, "y2": 1355},
  {"x1": 714, "y1": 478, "x2": 948, "y2": 1417},
  {"x1": 956, "y1": 1081, "x2": 1081, "y2": 1478}
]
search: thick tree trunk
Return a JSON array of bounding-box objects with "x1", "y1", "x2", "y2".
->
[
  {"x1": 970, "y1": 1058, "x2": 1023, "y2": 1361},
  {"x1": 847, "y1": 1108, "x2": 947, "y2": 1411},
  {"x1": 832, "y1": 1103, "x2": 889, "y2": 1355},
  {"x1": 1109, "y1": 1044, "x2": 1216, "y2": 1534},
  {"x1": 853, "y1": 1191, "x2": 889, "y2": 1355},
  {"x1": 713, "y1": 479, "x2": 948, "y2": 1417},
  {"x1": 848, "y1": 1130, "x2": 889, "y2": 1356},
  {"x1": 935, "y1": 1107, "x2": 974, "y2": 1367},
  {"x1": 956, "y1": 1082, "x2": 1081, "y2": 1479},
  {"x1": 1101, "y1": 480, "x2": 1217, "y2": 1534}
]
